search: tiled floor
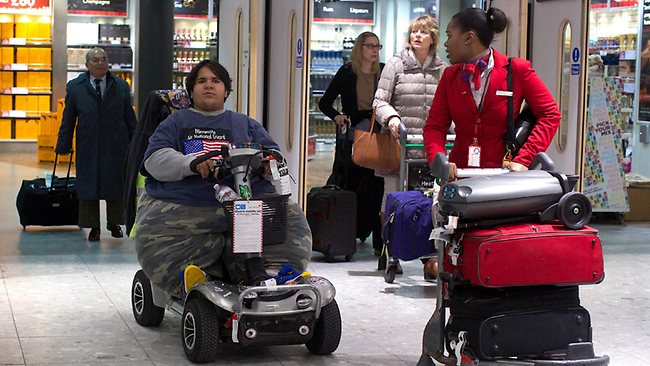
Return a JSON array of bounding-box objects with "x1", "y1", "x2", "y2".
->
[{"x1": 1, "y1": 154, "x2": 649, "y2": 365}]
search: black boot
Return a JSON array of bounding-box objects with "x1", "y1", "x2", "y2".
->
[{"x1": 245, "y1": 255, "x2": 270, "y2": 286}]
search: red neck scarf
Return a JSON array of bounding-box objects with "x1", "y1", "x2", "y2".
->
[{"x1": 461, "y1": 54, "x2": 490, "y2": 90}]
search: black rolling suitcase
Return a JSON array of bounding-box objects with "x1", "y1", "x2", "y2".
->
[
  {"x1": 306, "y1": 185, "x2": 357, "y2": 262},
  {"x1": 445, "y1": 285, "x2": 592, "y2": 360},
  {"x1": 16, "y1": 153, "x2": 79, "y2": 229}
]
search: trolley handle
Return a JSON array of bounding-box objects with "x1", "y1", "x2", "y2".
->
[
  {"x1": 456, "y1": 168, "x2": 508, "y2": 178},
  {"x1": 430, "y1": 151, "x2": 556, "y2": 184}
]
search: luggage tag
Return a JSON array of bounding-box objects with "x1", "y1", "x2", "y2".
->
[
  {"x1": 232, "y1": 201, "x2": 263, "y2": 254},
  {"x1": 272, "y1": 163, "x2": 292, "y2": 196},
  {"x1": 447, "y1": 237, "x2": 462, "y2": 266},
  {"x1": 269, "y1": 158, "x2": 281, "y2": 180}
]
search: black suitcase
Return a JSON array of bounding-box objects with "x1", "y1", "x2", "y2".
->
[
  {"x1": 327, "y1": 126, "x2": 383, "y2": 242},
  {"x1": 16, "y1": 154, "x2": 79, "y2": 229},
  {"x1": 306, "y1": 185, "x2": 357, "y2": 261},
  {"x1": 445, "y1": 286, "x2": 592, "y2": 360}
]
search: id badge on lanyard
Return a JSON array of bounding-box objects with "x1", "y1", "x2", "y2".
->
[
  {"x1": 468, "y1": 73, "x2": 491, "y2": 168},
  {"x1": 468, "y1": 136, "x2": 481, "y2": 167}
]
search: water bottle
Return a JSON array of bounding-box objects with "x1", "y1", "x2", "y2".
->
[{"x1": 214, "y1": 184, "x2": 240, "y2": 203}]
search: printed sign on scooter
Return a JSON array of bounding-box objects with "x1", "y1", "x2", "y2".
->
[{"x1": 232, "y1": 200, "x2": 263, "y2": 253}]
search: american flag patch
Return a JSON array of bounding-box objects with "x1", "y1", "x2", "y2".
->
[{"x1": 183, "y1": 139, "x2": 229, "y2": 160}]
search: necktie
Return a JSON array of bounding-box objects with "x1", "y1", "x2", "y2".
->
[
  {"x1": 461, "y1": 56, "x2": 489, "y2": 90},
  {"x1": 94, "y1": 78, "x2": 102, "y2": 102}
]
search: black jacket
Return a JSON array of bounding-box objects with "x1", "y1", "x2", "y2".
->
[
  {"x1": 56, "y1": 71, "x2": 136, "y2": 200},
  {"x1": 318, "y1": 62, "x2": 385, "y2": 126},
  {"x1": 123, "y1": 90, "x2": 190, "y2": 234}
]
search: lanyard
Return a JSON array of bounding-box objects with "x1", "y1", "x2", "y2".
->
[{"x1": 472, "y1": 70, "x2": 493, "y2": 145}]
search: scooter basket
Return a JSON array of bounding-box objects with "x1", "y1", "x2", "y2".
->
[{"x1": 223, "y1": 194, "x2": 289, "y2": 245}]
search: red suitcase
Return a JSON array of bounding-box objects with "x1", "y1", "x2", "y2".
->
[{"x1": 445, "y1": 222, "x2": 604, "y2": 287}]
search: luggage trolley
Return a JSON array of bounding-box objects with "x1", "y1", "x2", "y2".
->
[
  {"x1": 378, "y1": 124, "x2": 453, "y2": 283},
  {"x1": 416, "y1": 152, "x2": 609, "y2": 366}
]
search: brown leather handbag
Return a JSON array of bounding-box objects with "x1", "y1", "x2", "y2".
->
[{"x1": 352, "y1": 109, "x2": 401, "y2": 173}]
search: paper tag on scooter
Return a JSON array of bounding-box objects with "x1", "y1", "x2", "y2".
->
[
  {"x1": 269, "y1": 159, "x2": 281, "y2": 180},
  {"x1": 232, "y1": 200, "x2": 263, "y2": 253},
  {"x1": 273, "y1": 175, "x2": 292, "y2": 196}
]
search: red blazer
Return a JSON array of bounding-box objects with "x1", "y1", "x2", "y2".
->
[{"x1": 423, "y1": 49, "x2": 560, "y2": 168}]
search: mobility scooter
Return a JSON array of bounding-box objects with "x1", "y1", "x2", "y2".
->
[{"x1": 131, "y1": 144, "x2": 342, "y2": 363}]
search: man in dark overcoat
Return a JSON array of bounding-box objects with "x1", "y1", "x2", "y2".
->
[{"x1": 56, "y1": 47, "x2": 137, "y2": 241}]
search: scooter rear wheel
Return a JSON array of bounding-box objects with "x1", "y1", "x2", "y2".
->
[
  {"x1": 182, "y1": 296, "x2": 220, "y2": 363},
  {"x1": 306, "y1": 299, "x2": 342, "y2": 355},
  {"x1": 131, "y1": 270, "x2": 165, "y2": 326}
]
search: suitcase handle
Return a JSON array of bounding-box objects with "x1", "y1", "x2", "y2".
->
[{"x1": 52, "y1": 152, "x2": 74, "y2": 192}]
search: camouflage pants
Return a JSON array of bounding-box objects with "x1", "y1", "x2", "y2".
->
[{"x1": 134, "y1": 192, "x2": 312, "y2": 297}]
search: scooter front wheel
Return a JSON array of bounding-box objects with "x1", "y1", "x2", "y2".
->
[
  {"x1": 306, "y1": 299, "x2": 342, "y2": 355},
  {"x1": 182, "y1": 296, "x2": 220, "y2": 363}
]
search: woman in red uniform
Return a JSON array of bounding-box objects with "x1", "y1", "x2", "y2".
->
[
  {"x1": 419, "y1": 8, "x2": 562, "y2": 364},
  {"x1": 423, "y1": 7, "x2": 560, "y2": 179}
]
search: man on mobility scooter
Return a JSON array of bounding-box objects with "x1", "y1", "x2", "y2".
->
[{"x1": 128, "y1": 60, "x2": 341, "y2": 363}]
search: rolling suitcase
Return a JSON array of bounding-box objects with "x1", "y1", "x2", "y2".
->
[
  {"x1": 306, "y1": 185, "x2": 357, "y2": 261},
  {"x1": 446, "y1": 285, "x2": 592, "y2": 360},
  {"x1": 444, "y1": 222, "x2": 604, "y2": 287},
  {"x1": 16, "y1": 154, "x2": 79, "y2": 229}
]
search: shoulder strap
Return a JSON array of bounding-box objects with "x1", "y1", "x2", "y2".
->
[{"x1": 505, "y1": 57, "x2": 515, "y2": 149}]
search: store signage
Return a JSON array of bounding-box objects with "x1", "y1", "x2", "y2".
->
[
  {"x1": 67, "y1": 0, "x2": 127, "y2": 17},
  {"x1": 410, "y1": 0, "x2": 437, "y2": 19},
  {"x1": 571, "y1": 63, "x2": 580, "y2": 76},
  {"x1": 296, "y1": 38, "x2": 303, "y2": 69},
  {"x1": 637, "y1": 0, "x2": 650, "y2": 121},
  {"x1": 174, "y1": 0, "x2": 210, "y2": 19},
  {"x1": 0, "y1": 0, "x2": 50, "y2": 14},
  {"x1": 313, "y1": 0, "x2": 375, "y2": 25}
]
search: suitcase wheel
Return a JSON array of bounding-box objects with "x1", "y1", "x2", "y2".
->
[
  {"x1": 344, "y1": 255, "x2": 352, "y2": 262},
  {"x1": 384, "y1": 265, "x2": 396, "y2": 283},
  {"x1": 558, "y1": 192, "x2": 592, "y2": 230}
]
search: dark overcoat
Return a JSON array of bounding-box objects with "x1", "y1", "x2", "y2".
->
[{"x1": 56, "y1": 71, "x2": 137, "y2": 200}]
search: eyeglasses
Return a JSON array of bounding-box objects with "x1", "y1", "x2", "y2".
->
[
  {"x1": 90, "y1": 57, "x2": 108, "y2": 64},
  {"x1": 363, "y1": 44, "x2": 383, "y2": 50}
]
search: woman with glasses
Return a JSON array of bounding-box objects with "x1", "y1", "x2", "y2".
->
[
  {"x1": 373, "y1": 14, "x2": 446, "y2": 278},
  {"x1": 318, "y1": 31, "x2": 385, "y2": 256}
]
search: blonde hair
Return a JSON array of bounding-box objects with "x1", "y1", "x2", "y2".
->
[
  {"x1": 350, "y1": 31, "x2": 381, "y2": 76},
  {"x1": 404, "y1": 14, "x2": 439, "y2": 53}
]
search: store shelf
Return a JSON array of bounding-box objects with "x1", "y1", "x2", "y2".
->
[
  {"x1": 67, "y1": 43, "x2": 131, "y2": 47},
  {"x1": 0, "y1": 14, "x2": 53, "y2": 141},
  {"x1": 67, "y1": 67, "x2": 133, "y2": 72},
  {"x1": 0, "y1": 116, "x2": 42, "y2": 120},
  {"x1": 0, "y1": 43, "x2": 51, "y2": 48},
  {"x1": 0, "y1": 90, "x2": 51, "y2": 95},
  {"x1": 1, "y1": 67, "x2": 51, "y2": 72}
]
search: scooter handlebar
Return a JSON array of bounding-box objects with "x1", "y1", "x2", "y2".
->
[{"x1": 189, "y1": 149, "x2": 225, "y2": 173}]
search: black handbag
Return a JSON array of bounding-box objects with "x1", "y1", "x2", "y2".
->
[
  {"x1": 16, "y1": 153, "x2": 79, "y2": 229},
  {"x1": 506, "y1": 57, "x2": 537, "y2": 157}
]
